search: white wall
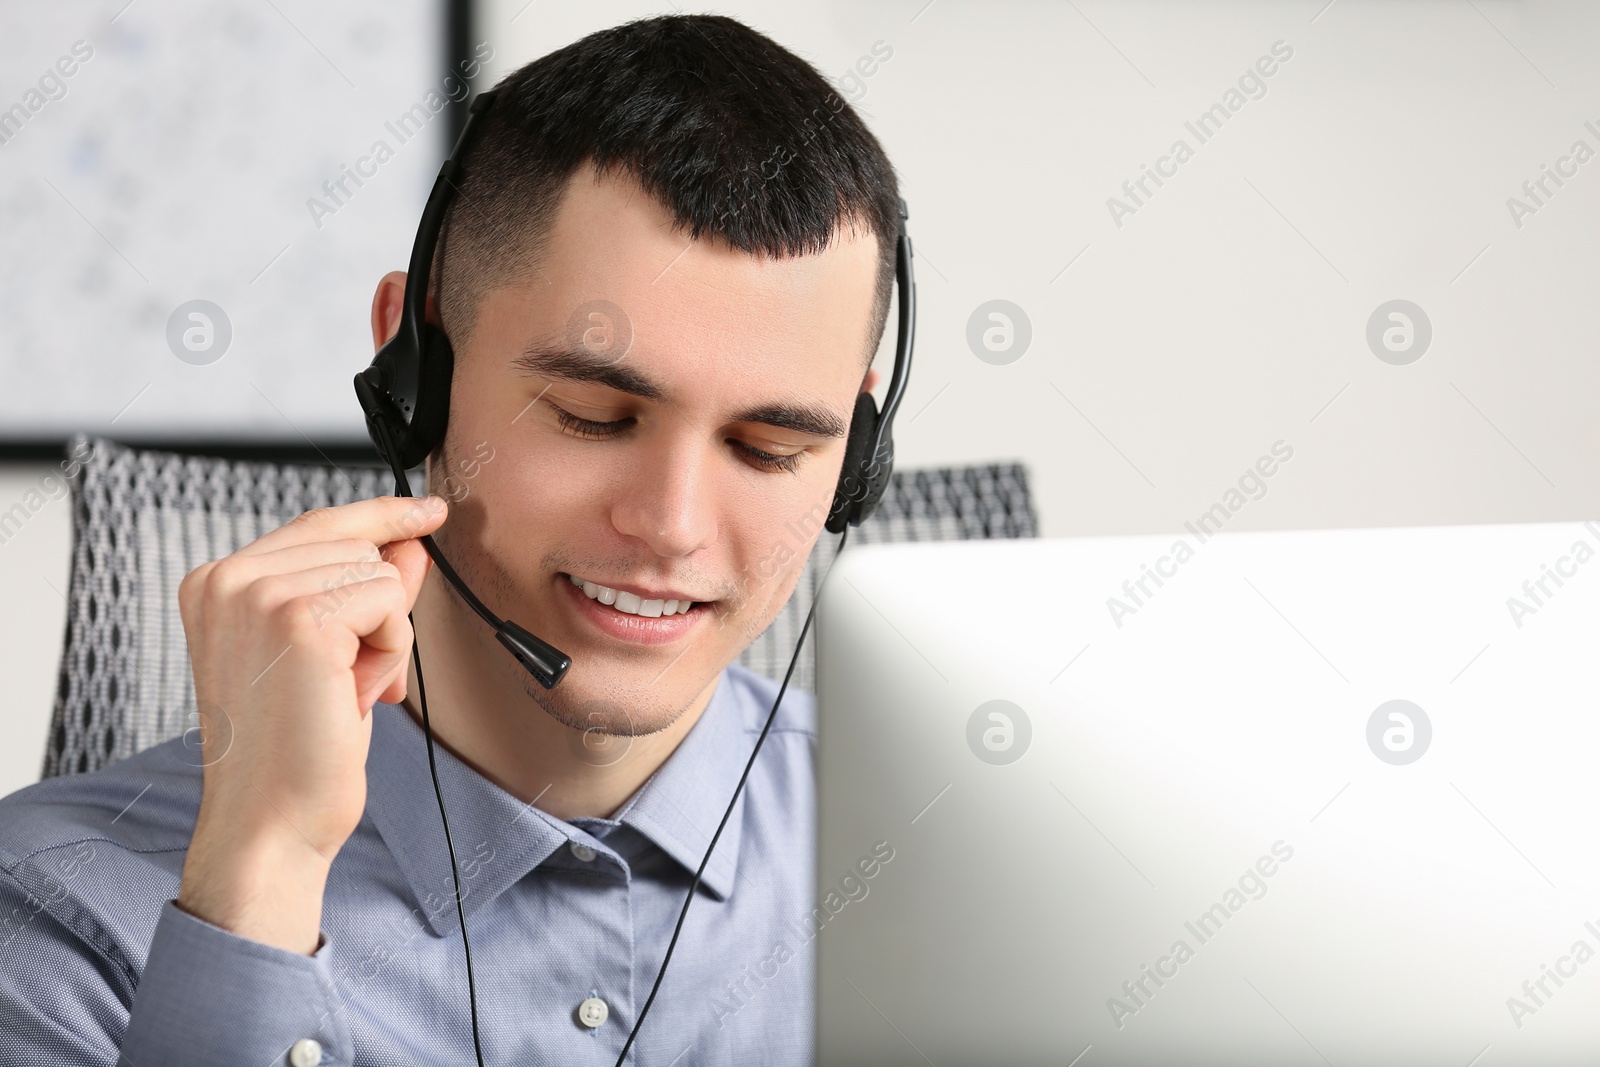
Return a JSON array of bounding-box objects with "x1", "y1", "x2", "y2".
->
[
  {"x1": 0, "y1": 465, "x2": 73, "y2": 792},
  {"x1": 4, "y1": 0, "x2": 1598, "y2": 794}
]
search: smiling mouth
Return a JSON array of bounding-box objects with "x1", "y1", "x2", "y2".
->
[{"x1": 562, "y1": 573, "x2": 707, "y2": 618}]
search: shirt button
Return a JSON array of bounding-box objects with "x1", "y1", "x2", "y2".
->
[
  {"x1": 570, "y1": 841, "x2": 597, "y2": 862},
  {"x1": 577, "y1": 996, "x2": 609, "y2": 1028},
  {"x1": 287, "y1": 1038, "x2": 322, "y2": 1067}
]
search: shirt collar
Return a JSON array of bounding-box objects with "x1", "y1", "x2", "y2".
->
[
  {"x1": 364, "y1": 666, "x2": 753, "y2": 937},
  {"x1": 606, "y1": 667, "x2": 751, "y2": 903}
]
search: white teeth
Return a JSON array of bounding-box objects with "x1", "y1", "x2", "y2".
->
[{"x1": 569, "y1": 574, "x2": 696, "y2": 616}]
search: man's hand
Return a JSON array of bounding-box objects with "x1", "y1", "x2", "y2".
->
[{"x1": 173, "y1": 495, "x2": 447, "y2": 955}]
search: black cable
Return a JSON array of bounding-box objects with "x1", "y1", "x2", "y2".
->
[
  {"x1": 614, "y1": 521, "x2": 849, "y2": 1066},
  {"x1": 372, "y1": 407, "x2": 489, "y2": 1065},
  {"x1": 411, "y1": 626, "x2": 489, "y2": 1067}
]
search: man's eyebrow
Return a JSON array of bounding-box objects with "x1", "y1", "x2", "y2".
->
[
  {"x1": 513, "y1": 342, "x2": 850, "y2": 439},
  {"x1": 513, "y1": 343, "x2": 666, "y2": 401},
  {"x1": 726, "y1": 400, "x2": 848, "y2": 439}
]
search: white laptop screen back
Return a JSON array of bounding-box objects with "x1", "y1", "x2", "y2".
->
[{"x1": 815, "y1": 524, "x2": 1600, "y2": 1066}]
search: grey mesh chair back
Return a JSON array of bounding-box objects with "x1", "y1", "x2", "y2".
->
[{"x1": 44, "y1": 434, "x2": 1037, "y2": 778}]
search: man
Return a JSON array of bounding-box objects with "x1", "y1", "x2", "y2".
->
[{"x1": 0, "y1": 14, "x2": 901, "y2": 1065}]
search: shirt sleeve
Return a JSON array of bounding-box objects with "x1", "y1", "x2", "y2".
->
[
  {"x1": 0, "y1": 867, "x2": 137, "y2": 1066},
  {"x1": 0, "y1": 862, "x2": 353, "y2": 1067},
  {"x1": 123, "y1": 900, "x2": 352, "y2": 1065}
]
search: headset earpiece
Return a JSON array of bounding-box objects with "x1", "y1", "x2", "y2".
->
[
  {"x1": 827, "y1": 389, "x2": 887, "y2": 533},
  {"x1": 357, "y1": 279, "x2": 457, "y2": 472},
  {"x1": 408, "y1": 322, "x2": 455, "y2": 467}
]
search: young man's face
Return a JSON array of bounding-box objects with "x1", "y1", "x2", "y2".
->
[{"x1": 427, "y1": 161, "x2": 882, "y2": 739}]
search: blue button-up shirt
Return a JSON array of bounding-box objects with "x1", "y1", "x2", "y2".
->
[{"x1": 0, "y1": 663, "x2": 817, "y2": 1065}]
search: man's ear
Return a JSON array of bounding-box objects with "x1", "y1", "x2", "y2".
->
[
  {"x1": 371, "y1": 271, "x2": 408, "y2": 351},
  {"x1": 862, "y1": 368, "x2": 881, "y2": 394},
  {"x1": 370, "y1": 271, "x2": 443, "y2": 352}
]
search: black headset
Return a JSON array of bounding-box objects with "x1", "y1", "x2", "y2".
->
[{"x1": 352, "y1": 86, "x2": 915, "y2": 1066}]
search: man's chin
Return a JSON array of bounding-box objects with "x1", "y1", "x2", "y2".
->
[{"x1": 511, "y1": 662, "x2": 703, "y2": 740}]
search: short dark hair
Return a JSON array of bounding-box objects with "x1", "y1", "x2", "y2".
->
[{"x1": 432, "y1": 14, "x2": 900, "y2": 371}]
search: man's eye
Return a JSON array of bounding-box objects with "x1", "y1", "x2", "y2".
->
[
  {"x1": 550, "y1": 405, "x2": 627, "y2": 439},
  {"x1": 549, "y1": 405, "x2": 804, "y2": 474},
  {"x1": 737, "y1": 442, "x2": 804, "y2": 474}
]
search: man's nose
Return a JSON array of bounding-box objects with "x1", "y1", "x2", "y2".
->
[{"x1": 610, "y1": 429, "x2": 719, "y2": 557}]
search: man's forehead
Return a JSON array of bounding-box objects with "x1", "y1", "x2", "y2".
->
[
  {"x1": 464, "y1": 161, "x2": 878, "y2": 415},
  {"x1": 541, "y1": 161, "x2": 879, "y2": 307}
]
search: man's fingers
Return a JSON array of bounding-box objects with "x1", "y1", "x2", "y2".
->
[
  {"x1": 236, "y1": 559, "x2": 403, "y2": 625},
  {"x1": 370, "y1": 663, "x2": 410, "y2": 713},
  {"x1": 382, "y1": 535, "x2": 435, "y2": 611},
  {"x1": 343, "y1": 581, "x2": 416, "y2": 708},
  {"x1": 236, "y1": 495, "x2": 447, "y2": 559},
  {"x1": 213, "y1": 540, "x2": 385, "y2": 590}
]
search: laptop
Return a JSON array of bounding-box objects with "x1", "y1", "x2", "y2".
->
[{"x1": 814, "y1": 523, "x2": 1600, "y2": 1065}]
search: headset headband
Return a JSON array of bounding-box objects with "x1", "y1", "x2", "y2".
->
[{"x1": 359, "y1": 87, "x2": 915, "y2": 534}]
